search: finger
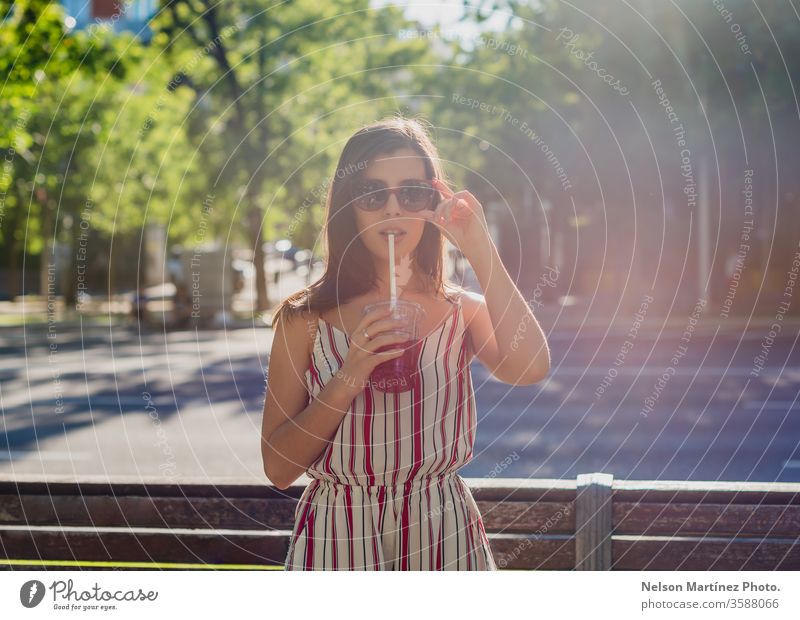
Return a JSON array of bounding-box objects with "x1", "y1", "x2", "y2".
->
[
  {"x1": 439, "y1": 200, "x2": 452, "y2": 224},
  {"x1": 431, "y1": 177, "x2": 455, "y2": 198},
  {"x1": 454, "y1": 198, "x2": 470, "y2": 218},
  {"x1": 420, "y1": 197, "x2": 453, "y2": 223},
  {"x1": 463, "y1": 190, "x2": 480, "y2": 206},
  {"x1": 376, "y1": 347, "x2": 405, "y2": 358},
  {"x1": 438, "y1": 197, "x2": 457, "y2": 223},
  {"x1": 365, "y1": 332, "x2": 411, "y2": 353},
  {"x1": 366, "y1": 316, "x2": 409, "y2": 336},
  {"x1": 443, "y1": 195, "x2": 463, "y2": 223},
  {"x1": 357, "y1": 306, "x2": 394, "y2": 337}
]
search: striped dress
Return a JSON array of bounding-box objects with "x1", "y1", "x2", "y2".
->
[{"x1": 284, "y1": 293, "x2": 497, "y2": 570}]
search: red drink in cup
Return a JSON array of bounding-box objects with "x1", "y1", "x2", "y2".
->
[{"x1": 361, "y1": 300, "x2": 426, "y2": 393}]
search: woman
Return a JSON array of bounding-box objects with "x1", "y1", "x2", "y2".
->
[{"x1": 261, "y1": 116, "x2": 550, "y2": 570}]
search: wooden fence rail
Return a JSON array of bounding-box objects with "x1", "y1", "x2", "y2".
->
[{"x1": 1, "y1": 473, "x2": 798, "y2": 570}]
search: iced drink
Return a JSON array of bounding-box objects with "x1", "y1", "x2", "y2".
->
[{"x1": 361, "y1": 300, "x2": 425, "y2": 393}]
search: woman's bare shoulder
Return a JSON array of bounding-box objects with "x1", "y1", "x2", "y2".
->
[
  {"x1": 456, "y1": 290, "x2": 484, "y2": 327},
  {"x1": 273, "y1": 306, "x2": 319, "y2": 357}
]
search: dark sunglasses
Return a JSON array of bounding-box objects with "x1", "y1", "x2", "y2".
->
[{"x1": 352, "y1": 178, "x2": 438, "y2": 212}]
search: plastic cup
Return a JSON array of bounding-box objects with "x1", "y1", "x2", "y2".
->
[{"x1": 361, "y1": 299, "x2": 426, "y2": 393}]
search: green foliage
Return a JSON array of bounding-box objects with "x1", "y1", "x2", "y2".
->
[
  {"x1": 146, "y1": 0, "x2": 439, "y2": 250},
  {"x1": 2, "y1": 0, "x2": 798, "y2": 297}
]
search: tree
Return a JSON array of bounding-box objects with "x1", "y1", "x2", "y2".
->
[
  {"x1": 0, "y1": 0, "x2": 145, "y2": 301},
  {"x1": 149, "y1": 0, "x2": 439, "y2": 311}
]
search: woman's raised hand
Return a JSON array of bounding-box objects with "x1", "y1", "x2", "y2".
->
[
  {"x1": 336, "y1": 306, "x2": 410, "y2": 392},
  {"x1": 419, "y1": 178, "x2": 492, "y2": 259}
]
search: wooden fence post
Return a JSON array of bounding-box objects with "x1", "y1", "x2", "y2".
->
[{"x1": 575, "y1": 472, "x2": 614, "y2": 570}]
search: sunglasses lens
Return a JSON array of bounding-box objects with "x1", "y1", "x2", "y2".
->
[
  {"x1": 399, "y1": 182, "x2": 435, "y2": 211},
  {"x1": 354, "y1": 181, "x2": 387, "y2": 211}
]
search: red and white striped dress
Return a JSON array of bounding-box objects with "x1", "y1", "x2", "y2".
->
[{"x1": 284, "y1": 293, "x2": 497, "y2": 570}]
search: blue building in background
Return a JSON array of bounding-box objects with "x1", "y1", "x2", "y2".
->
[{"x1": 61, "y1": 0, "x2": 158, "y2": 42}]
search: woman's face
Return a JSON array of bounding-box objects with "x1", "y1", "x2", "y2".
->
[{"x1": 351, "y1": 147, "x2": 433, "y2": 269}]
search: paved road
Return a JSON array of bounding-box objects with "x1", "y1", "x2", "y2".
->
[{"x1": 1, "y1": 319, "x2": 798, "y2": 484}]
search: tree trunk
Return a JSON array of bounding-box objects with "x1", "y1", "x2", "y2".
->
[
  {"x1": 39, "y1": 203, "x2": 54, "y2": 303},
  {"x1": 63, "y1": 214, "x2": 78, "y2": 308},
  {"x1": 248, "y1": 206, "x2": 269, "y2": 312},
  {"x1": 250, "y1": 22, "x2": 270, "y2": 314},
  {"x1": 6, "y1": 240, "x2": 20, "y2": 300},
  {"x1": 4, "y1": 196, "x2": 22, "y2": 301}
]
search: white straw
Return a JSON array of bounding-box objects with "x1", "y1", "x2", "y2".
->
[{"x1": 388, "y1": 233, "x2": 397, "y2": 310}]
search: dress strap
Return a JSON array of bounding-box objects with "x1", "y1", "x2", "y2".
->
[{"x1": 449, "y1": 289, "x2": 467, "y2": 305}]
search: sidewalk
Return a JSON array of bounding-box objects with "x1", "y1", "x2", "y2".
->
[
  {"x1": 535, "y1": 304, "x2": 800, "y2": 334},
  {"x1": 0, "y1": 297, "x2": 263, "y2": 334},
  {"x1": 2, "y1": 296, "x2": 798, "y2": 334}
]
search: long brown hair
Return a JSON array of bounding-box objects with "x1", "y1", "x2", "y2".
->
[{"x1": 271, "y1": 115, "x2": 464, "y2": 330}]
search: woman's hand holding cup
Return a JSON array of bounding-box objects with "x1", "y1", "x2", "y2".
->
[{"x1": 336, "y1": 306, "x2": 410, "y2": 392}]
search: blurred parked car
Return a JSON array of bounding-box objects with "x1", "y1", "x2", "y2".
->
[{"x1": 262, "y1": 239, "x2": 311, "y2": 274}]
